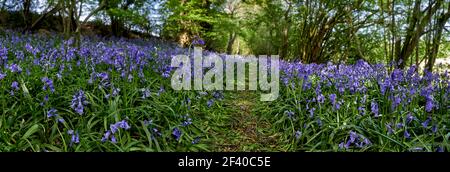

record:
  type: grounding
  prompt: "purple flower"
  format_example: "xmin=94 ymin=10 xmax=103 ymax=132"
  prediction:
xmin=386 ymin=123 xmax=394 ymax=135
xmin=406 ymin=113 xmax=415 ymax=124
xmin=425 ymin=98 xmax=434 ymax=112
xmin=432 ymin=124 xmax=438 ymax=133
xmin=47 ymin=108 xmax=58 ymax=118
xmin=436 ymin=147 xmax=444 ymax=152
xmin=404 ymin=130 xmax=411 ymax=139
xmin=8 ymin=64 xmax=22 ymax=73
xmin=111 ymin=135 xmax=117 ymax=143
xmin=192 ymin=36 xmax=205 ymax=46
xmin=285 ymin=110 xmax=295 ymax=119
xmin=192 ymin=137 xmax=201 ymax=144
xmin=141 ymin=88 xmax=151 ymax=99
xmin=349 ymin=131 xmax=359 ymax=142
xmin=207 ymin=99 xmax=214 ymax=107
xmin=172 ymin=128 xmax=182 ymax=141
xmin=11 ymin=81 xmax=19 ymax=91
xmin=70 ymin=90 xmax=88 ymax=115
xmin=143 ymin=119 xmax=153 ymax=126
xmin=112 ymin=87 xmax=120 ymax=97
xmin=0 ymin=73 xmax=6 ymax=80
xmin=317 ymin=94 xmax=325 ymax=104
xmin=421 ymin=117 xmax=431 ymax=128
xmin=309 ymin=108 xmax=316 ymax=118
xmin=110 ymin=124 xmax=119 ymax=134
xmin=371 ymin=101 xmax=379 ymax=117
xmin=339 ymin=142 xmax=345 ymax=149
xmin=295 ymin=130 xmax=302 ymax=139
xmin=317 ymin=119 xmax=322 ymax=127
xmin=329 ymin=94 xmax=336 ymax=104
xmin=41 ymin=77 xmax=55 ymax=93
xmin=182 ymin=118 xmax=192 ymax=127
xmin=358 ymin=106 xmax=365 ymax=115
xmin=363 ymin=138 xmax=371 ymax=146
xmin=153 ymin=128 xmax=162 ymax=136
xmin=101 ymin=130 xmax=111 ymax=142
xmin=117 ymin=120 xmax=131 ymax=130
xmin=67 ymin=130 xmax=79 ymax=146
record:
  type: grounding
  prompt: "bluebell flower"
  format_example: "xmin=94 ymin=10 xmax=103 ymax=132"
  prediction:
xmin=192 ymin=137 xmax=201 ymax=144
xmin=172 ymin=128 xmax=182 ymax=141
xmin=192 ymin=36 xmax=205 ymax=46
xmin=358 ymin=106 xmax=365 ymax=115
xmin=47 ymin=108 xmax=58 ymax=118
xmin=339 ymin=142 xmax=345 ymax=149
xmin=112 ymin=87 xmax=120 ymax=97
xmin=11 ymin=81 xmax=19 ymax=91
xmin=70 ymin=90 xmax=88 ymax=115
xmin=371 ymin=101 xmax=379 ymax=117
xmin=207 ymin=99 xmax=214 ymax=107
xmin=8 ymin=64 xmax=22 ymax=73
xmin=386 ymin=123 xmax=394 ymax=135
xmin=295 ymin=130 xmax=302 ymax=139
xmin=101 ymin=130 xmax=111 ymax=142
xmin=396 ymin=123 xmax=404 ymax=129
xmin=349 ymin=131 xmax=359 ymax=142
xmin=111 ymin=135 xmax=117 ymax=143
xmin=421 ymin=117 xmax=431 ymax=128
xmin=317 ymin=119 xmax=322 ymax=127
xmin=67 ymin=130 xmax=79 ymax=146
xmin=404 ymin=130 xmax=411 ymax=139
xmin=329 ymin=94 xmax=336 ymax=104
xmin=141 ymin=88 xmax=151 ymax=99
xmin=67 ymin=130 xmax=74 ymax=135
xmin=363 ymin=138 xmax=371 ymax=146
xmin=41 ymin=77 xmax=55 ymax=93
xmin=153 ymin=128 xmax=162 ymax=136
xmin=116 ymin=120 xmax=130 ymax=130
xmin=317 ymin=94 xmax=325 ymax=104
xmin=309 ymin=108 xmax=316 ymax=118
xmin=110 ymin=124 xmax=119 ymax=134
xmin=182 ymin=118 xmax=192 ymax=127
xmin=406 ymin=113 xmax=415 ymax=124
xmin=432 ymin=124 xmax=438 ymax=133
xmin=143 ymin=119 xmax=153 ymax=126
xmin=425 ymin=98 xmax=434 ymax=112
xmin=436 ymin=147 xmax=444 ymax=152
xmin=285 ymin=110 xmax=295 ymax=119
xmin=0 ymin=73 xmax=6 ymax=80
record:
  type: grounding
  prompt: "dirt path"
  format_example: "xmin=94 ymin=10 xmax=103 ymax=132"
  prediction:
xmin=212 ymin=91 xmax=279 ymax=152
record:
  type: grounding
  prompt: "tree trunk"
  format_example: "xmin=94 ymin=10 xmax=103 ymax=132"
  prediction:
xmin=226 ymin=31 xmax=236 ymax=54
xmin=397 ymin=0 xmax=442 ymax=69
xmin=425 ymin=3 xmax=450 ymax=72
xmin=22 ymin=0 xmax=32 ymax=32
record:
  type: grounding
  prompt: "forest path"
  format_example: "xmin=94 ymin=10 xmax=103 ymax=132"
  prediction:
xmin=211 ymin=91 xmax=280 ymax=151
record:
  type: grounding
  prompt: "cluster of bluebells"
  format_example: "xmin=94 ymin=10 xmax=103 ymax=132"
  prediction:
xmin=41 ymin=77 xmax=55 ymax=93
xmin=101 ymin=120 xmax=131 ymax=143
xmin=172 ymin=127 xmax=182 ymax=141
xmin=47 ymin=108 xmax=65 ymax=123
xmin=339 ymin=131 xmax=371 ymax=149
xmin=70 ymin=90 xmax=88 ymax=115
xmin=191 ymin=35 xmax=205 ymax=46
xmin=67 ymin=130 xmax=80 ymax=146
xmin=0 ymin=29 xmax=446 ymax=151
